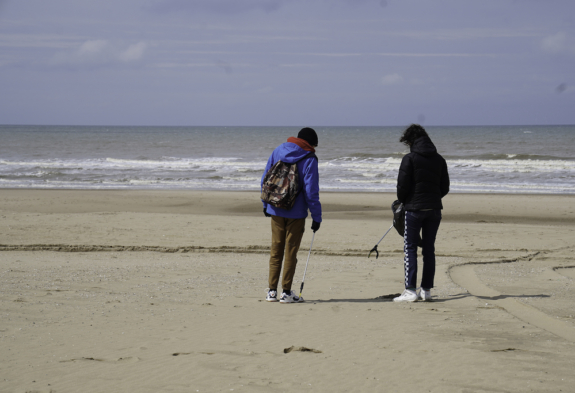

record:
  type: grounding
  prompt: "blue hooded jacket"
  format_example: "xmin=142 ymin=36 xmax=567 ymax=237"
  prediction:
xmin=261 ymin=142 xmax=322 ymax=222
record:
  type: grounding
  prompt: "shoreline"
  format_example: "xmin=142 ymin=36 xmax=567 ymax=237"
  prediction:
xmin=1 ymin=188 xmax=573 ymax=223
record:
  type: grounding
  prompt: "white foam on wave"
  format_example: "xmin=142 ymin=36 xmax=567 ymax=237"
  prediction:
xmin=1 ymin=157 xmax=259 ymax=169
xmin=31 ymin=178 xmax=263 ymax=190
xmin=0 ymin=159 xmax=87 ymax=168
xmin=106 ymin=157 xmax=261 ymax=169
xmin=449 ymin=180 xmax=575 ymax=193
xmin=2 ymin=154 xmax=575 ymax=193
xmin=449 ymin=158 xmax=575 ymax=173
xmin=336 ymin=178 xmax=396 ymax=184
xmin=6 ymin=156 xmax=570 ymax=175
xmin=221 ymin=176 xmax=260 ymax=182
xmin=323 ymin=157 xmax=402 ymax=168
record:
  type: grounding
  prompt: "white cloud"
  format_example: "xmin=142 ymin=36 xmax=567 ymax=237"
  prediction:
xmin=381 ymin=73 xmax=403 ymax=85
xmin=77 ymin=39 xmax=108 ymax=56
xmin=119 ymin=42 xmax=148 ymax=62
xmin=541 ymin=32 xmax=575 ymax=55
xmin=49 ymin=40 xmax=148 ymax=68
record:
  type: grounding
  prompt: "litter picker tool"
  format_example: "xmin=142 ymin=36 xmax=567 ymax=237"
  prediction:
xmin=298 ymin=232 xmax=315 ymax=299
xmin=367 ymin=224 xmax=394 ymax=259
xmin=368 ymin=200 xmax=405 ymax=259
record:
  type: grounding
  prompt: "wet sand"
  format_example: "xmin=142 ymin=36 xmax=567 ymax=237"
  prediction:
xmin=1 ymin=189 xmax=575 ymax=392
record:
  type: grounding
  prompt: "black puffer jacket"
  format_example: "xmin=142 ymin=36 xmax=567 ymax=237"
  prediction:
xmin=397 ymin=135 xmax=450 ymax=211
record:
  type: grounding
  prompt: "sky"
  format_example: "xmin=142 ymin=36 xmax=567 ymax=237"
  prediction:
xmin=0 ymin=0 xmax=574 ymax=126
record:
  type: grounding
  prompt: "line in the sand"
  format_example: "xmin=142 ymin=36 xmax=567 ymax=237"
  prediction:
xmin=449 ymin=259 xmax=575 ymax=343
xmin=0 ymin=243 xmax=401 ymax=257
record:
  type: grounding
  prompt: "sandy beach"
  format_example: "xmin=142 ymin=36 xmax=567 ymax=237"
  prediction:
xmin=1 ymin=189 xmax=575 ymax=392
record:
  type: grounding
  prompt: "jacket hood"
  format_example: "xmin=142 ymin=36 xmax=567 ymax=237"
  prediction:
xmin=276 ymin=142 xmax=312 ymax=164
xmin=410 ymin=135 xmax=438 ymax=157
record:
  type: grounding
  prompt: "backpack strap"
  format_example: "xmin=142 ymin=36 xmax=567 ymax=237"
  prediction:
xmin=303 ymin=152 xmax=317 ymax=162
xmin=293 ymin=152 xmax=317 ymax=199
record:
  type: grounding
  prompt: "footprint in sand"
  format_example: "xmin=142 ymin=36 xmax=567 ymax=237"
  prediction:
xmin=116 ymin=357 xmax=139 ymax=363
xmin=284 ymin=346 xmax=322 ymax=354
xmin=60 ymin=356 xmax=139 ymax=363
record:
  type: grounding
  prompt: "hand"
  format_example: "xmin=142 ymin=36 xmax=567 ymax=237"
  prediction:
xmin=311 ymin=221 xmax=321 ymax=232
xmin=263 ymin=208 xmax=271 ymax=217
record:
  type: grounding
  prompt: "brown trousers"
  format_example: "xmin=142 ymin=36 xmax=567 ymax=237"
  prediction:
xmin=269 ymin=216 xmax=306 ymax=291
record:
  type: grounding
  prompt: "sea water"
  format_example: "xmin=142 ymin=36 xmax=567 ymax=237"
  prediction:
xmin=1 ymin=125 xmax=574 ymax=194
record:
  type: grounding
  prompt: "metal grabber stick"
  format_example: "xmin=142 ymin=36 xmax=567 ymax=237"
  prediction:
xmin=368 ymin=224 xmax=394 ymax=259
xmin=298 ymin=232 xmax=315 ymax=299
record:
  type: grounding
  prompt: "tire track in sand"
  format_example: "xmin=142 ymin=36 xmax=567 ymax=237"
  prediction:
xmin=449 ymin=261 xmax=575 ymax=342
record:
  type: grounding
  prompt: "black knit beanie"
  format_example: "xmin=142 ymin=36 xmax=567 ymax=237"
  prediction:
xmin=297 ymin=127 xmax=318 ymax=146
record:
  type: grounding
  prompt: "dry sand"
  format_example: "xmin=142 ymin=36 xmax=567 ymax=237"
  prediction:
xmin=1 ymin=189 xmax=575 ymax=392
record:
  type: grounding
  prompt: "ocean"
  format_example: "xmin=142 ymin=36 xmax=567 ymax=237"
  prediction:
xmin=1 ymin=125 xmax=574 ymax=194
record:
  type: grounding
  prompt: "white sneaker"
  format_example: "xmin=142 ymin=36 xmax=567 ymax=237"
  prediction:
xmin=266 ymin=289 xmax=278 ymax=302
xmin=393 ymin=289 xmax=418 ymax=302
xmin=419 ymin=288 xmax=431 ymax=301
xmin=279 ymin=290 xmax=304 ymax=303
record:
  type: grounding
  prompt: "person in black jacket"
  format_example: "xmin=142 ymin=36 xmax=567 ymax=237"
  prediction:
xmin=393 ymin=124 xmax=449 ymax=302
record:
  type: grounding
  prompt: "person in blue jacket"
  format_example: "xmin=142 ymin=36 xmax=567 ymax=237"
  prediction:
xmin=261 ymin=127 xmax=322 ymax=303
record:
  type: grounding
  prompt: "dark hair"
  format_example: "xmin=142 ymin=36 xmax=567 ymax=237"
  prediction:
xmin=399 ymin=124 xmax=428 ymax=147
xmin=298 ymin=127 xmax=318 ymax=147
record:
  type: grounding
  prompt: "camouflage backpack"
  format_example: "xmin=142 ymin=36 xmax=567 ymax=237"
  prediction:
xmin=261 ymin=153 xmax=316 ymax=210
